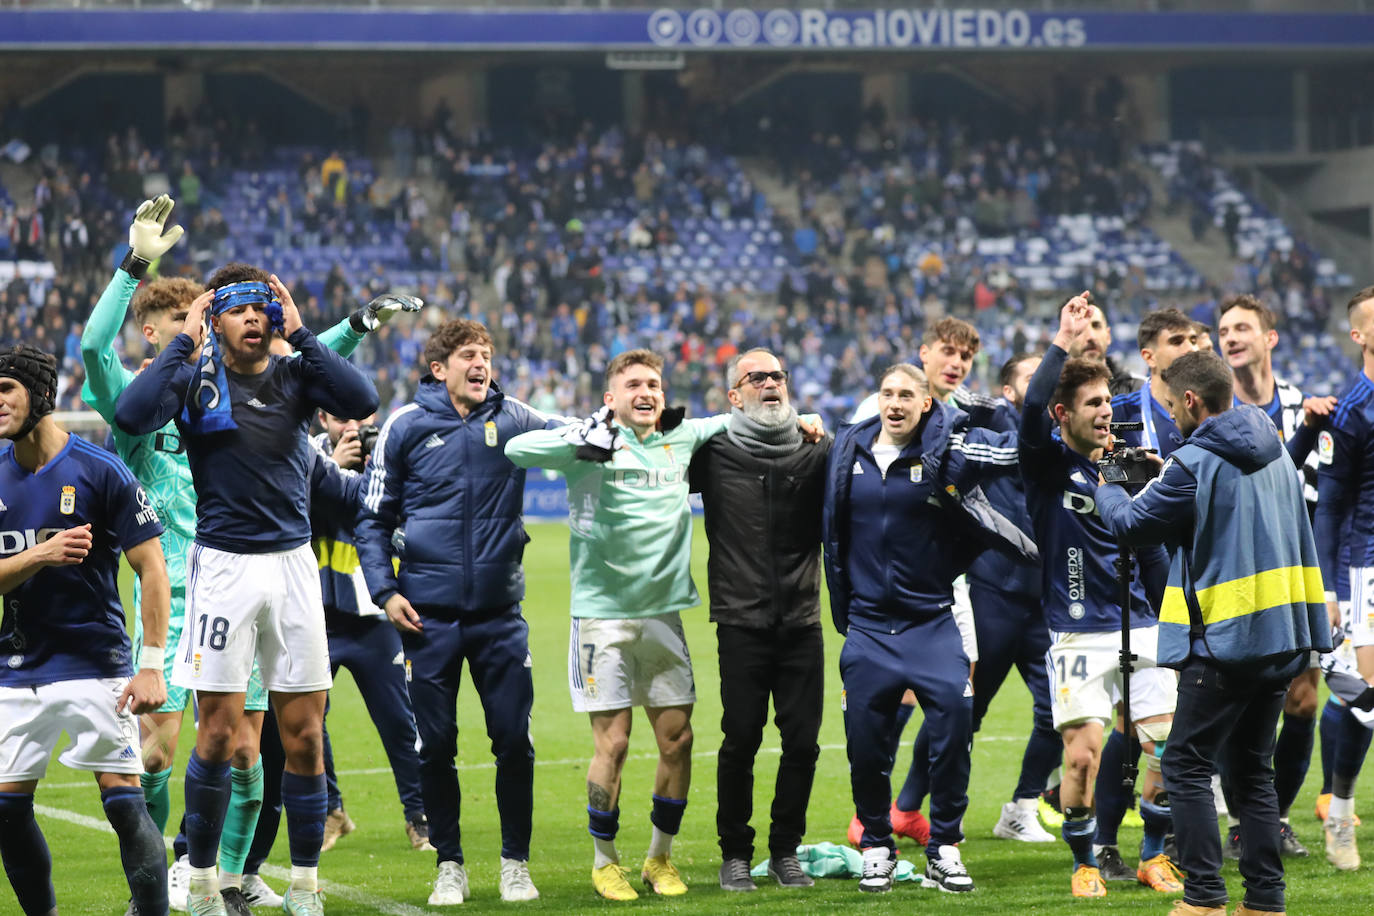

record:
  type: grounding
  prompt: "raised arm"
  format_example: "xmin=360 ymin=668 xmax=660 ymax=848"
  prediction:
xmin=113 ymin=332 xmax=196 ymax=435
xmin=505 ymin=426 xmax=584 ymax=471
xmin=79 ymin=268 xmax=140 ymax=419
xmin=288 ymin=326 xmax=380 ymax=419
xmin=83 ymin=195 xmax=187 ymax=417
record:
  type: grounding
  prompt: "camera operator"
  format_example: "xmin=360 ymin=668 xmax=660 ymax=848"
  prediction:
xmin=308 ymin=410 xmax=430 ymax=852
xmin=1019 ymin=294 xmax=1180 ymax=900
xmin=1096 ymin=349 xmax=1331 ymax=916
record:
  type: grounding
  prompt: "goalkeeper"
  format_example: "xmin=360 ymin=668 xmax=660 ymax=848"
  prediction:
xmin=79 ymin=195 xmax=418 ymax=914
xmin=505 ymin=348 xmax=821 ymax=903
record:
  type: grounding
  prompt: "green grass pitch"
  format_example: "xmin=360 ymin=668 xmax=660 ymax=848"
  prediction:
xmin=22 ymin=520 xmax=1374 ymax=914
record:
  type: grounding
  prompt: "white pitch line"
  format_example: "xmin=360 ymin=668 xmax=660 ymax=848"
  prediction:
xmin=33 ymin=803 xmax=428 ymax=916
xmin=41 ymin=736 xmax=1023 ymax=790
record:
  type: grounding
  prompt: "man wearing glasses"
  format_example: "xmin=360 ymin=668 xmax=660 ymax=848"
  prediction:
xmin=689 ymin=349 xmax=832 ymax=892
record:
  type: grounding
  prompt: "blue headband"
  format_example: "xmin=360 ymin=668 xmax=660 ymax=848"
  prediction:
xmin=212 ymin=281 xmax=277 ymax=315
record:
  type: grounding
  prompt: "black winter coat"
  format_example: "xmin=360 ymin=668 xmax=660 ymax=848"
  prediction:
xmin=689 ymin=432 xmax=832 ymax=629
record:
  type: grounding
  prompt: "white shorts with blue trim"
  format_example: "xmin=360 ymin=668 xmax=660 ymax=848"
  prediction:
xmin=173 ymin=543 xmax=332 ymax=695
xmin=568 ymin=613 xmax=695 ymax=713
xmin=0 ymin=678 xmax=142 ymax=781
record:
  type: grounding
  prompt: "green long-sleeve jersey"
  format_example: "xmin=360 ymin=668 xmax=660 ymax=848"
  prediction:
xmin=80 ymin=267 xmax=364 ymax=591
xmin=505 ymin=414 xmax=730 ymax=619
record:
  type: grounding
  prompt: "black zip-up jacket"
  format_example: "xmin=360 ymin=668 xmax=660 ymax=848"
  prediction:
xmin=689 ymin=432 xmax=833 ymax=629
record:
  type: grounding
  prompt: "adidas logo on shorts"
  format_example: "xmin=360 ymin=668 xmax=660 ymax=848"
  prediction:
xmin=119 ymin=745 xmax=138 ymax=760
xmin=246 ymin=398 xmax=267 ymax=409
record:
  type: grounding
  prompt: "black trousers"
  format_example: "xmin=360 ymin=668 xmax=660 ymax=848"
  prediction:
xmin=715 ymin=623 xmax=824 ymax=862
xmin=1163 ymin=658 xmax=1287 ymax=912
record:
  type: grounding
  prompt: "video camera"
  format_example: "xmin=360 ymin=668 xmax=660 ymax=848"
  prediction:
xmin=1096 ymin=421 xmax=1160 ymax=488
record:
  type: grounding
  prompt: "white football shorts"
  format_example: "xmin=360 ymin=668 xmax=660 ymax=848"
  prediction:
xmin=0 ymin=678 xmax=142 ymax=781
xmin=1047 ymin=626 xmax=1177 ymax=730
xmin=173 ymin=543 xmax=331 ymax=695
xmin=568 ymin=613 xmax=696 ymax=713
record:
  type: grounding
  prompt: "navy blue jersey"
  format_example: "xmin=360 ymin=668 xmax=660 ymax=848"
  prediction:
xmin=0 ymin=435 xmax=164 ymax=686
xmin=1315 ymin=370 xmax=1374 ymax=589
xmin=1110 ymin=383 xmax=1185 ymax=459
xmin=1019 ymin=345 xmax=1164 ymax=633
xmin=114 ymin=328 xmax=378 ymax=554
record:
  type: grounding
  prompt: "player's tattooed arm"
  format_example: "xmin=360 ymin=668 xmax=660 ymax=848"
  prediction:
xmin=588 ymin=781 xmax=614 ymax=811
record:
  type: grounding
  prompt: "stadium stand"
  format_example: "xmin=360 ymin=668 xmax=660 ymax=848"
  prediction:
xmin=0 ymin=105 xmax=1356 ymax=428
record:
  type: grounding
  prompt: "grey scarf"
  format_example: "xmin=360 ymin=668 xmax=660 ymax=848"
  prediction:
xmin=727 ymin=405 xmax=803 ymax=457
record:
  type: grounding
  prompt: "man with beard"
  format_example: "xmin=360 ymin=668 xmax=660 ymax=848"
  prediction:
xmin=689 ymin=348 xmax=830 ymax=892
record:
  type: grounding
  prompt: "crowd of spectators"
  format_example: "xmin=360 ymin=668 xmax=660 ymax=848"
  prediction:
xmin=0 ymin=99 xmax=1355 ymax=432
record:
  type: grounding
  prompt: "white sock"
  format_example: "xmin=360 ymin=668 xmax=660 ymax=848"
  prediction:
xmin=290 ymin=866 xmax=318 ymax=892
xmin=189 ymin=866 xmax=218 ymax=890
xmin=219 ymin=871 xmax=242 ymax=890
xmin=1227 ymin=815 xmax=1240 ymax=829
xmin=1092 ymin=844 xmax=1107 ymax=856
xmin=647 ymin=825 xmax=674 ymax=858
xmin=593 ymin=837 xmax=618 ymax=869
xmin=1280 ymin=815 xmax=1291 ymax=825
xmin=1015 ymin=797 xmax=1038 ymax=813
xmin=1330 ymin=795 xmax=1356 ymax=819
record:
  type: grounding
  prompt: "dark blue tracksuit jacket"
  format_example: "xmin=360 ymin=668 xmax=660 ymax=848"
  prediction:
xmin=354 ymin=378 xmax=561 ymax=865
xmin=821 ymin=403 xmax=1036 ymax=854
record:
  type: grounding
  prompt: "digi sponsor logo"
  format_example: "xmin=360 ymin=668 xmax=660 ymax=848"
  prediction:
xmin=0 ymin=527 xmax=63 ymax=556
xmin=611 ymin=466 xmax=686 ymax=489
xmin=1062 ymin=491 xmax=1096 ymax=515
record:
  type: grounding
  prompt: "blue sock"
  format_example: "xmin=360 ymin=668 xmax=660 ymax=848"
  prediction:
xmin=0 ymin=792 xmax=55 ymax=915
xmin=1062 ymin=807 xmax=1098 ymax=869
xmin=1139 ymin=798 xmax=1171 ymax=861
xmin=173 ymin=814 xmax=189 ymax=862
xmin=896 ymin=723 xmax=931 ymax=812
xmin=1273 ymin=712 xmax=1315 ymax=816
xmin=1093 ymin=730 xmax=1137 ymax=847
xmin=1333 ymin=704 xmax=1374 ymax=798
xmin=587 ymin=806 xmax=619 ymax=840
xmin=103 ymin=786 xmax=168 ymax=914
xmin=280 ymin=772 xmax=328 ymax=868
xmin=649 ymin=795 xmax=687 ymax=836
xmin=184 ymin=751 xmax=233 ymax=870
xmin=1319 ymin=699 xmax=1344 ymax=795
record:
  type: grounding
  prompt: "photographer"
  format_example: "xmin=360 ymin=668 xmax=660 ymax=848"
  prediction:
xmin=1019 ymin=294 xmax=1180 ymax=900
xmin=309 ymin=410 xmax=429 ymax=852
xmin=1096 ymin=350 xmax=1331 ymax=916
